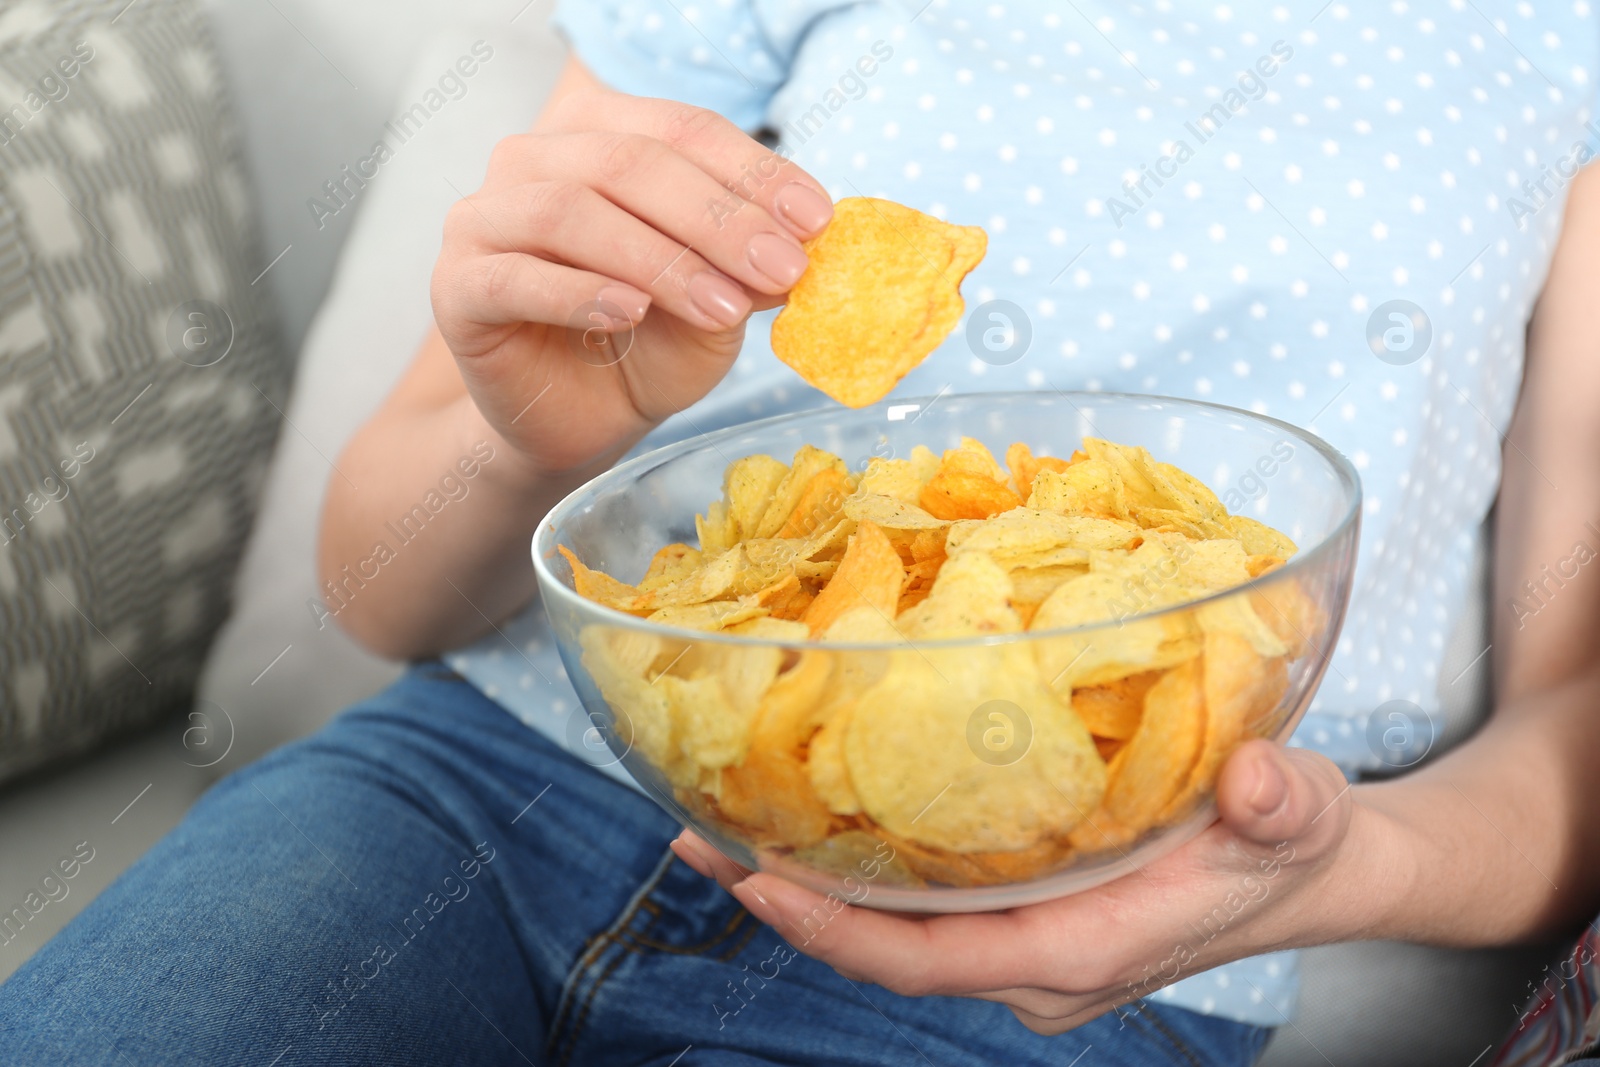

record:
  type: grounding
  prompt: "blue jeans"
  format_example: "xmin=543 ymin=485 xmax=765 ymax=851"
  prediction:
xmin=0 ymin=663 xmax=1272 ymax=1065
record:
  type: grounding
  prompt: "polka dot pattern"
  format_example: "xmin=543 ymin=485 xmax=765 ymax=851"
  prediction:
xmin=445 ymin=0 xmax=1600 ymax=1030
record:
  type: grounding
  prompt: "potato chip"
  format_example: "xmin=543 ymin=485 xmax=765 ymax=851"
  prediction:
xmin=558 ymin=546 xmax=647 ymax=612
xmin=946 ymin=509 xmax=1140 ymax=561
xmin=918 ymin=441 xmax=1024 ymax=520
xmin=908 ymin=528 xmax=947 ymax=562
xmin=1030 ymin=570 xmax=1200 ymax=691
xmin=752 ymin=446 xmax=850 ymax=540
xmin=1082 ymin=438 xmax=1235 ymax=537
xmin=871 ymin=829 xmax=1075 ymax=888
xmin=1027 ymin=459 xmax=1130 ymax=520
xmin=965 ymin=837 xmax=1077 ymax=884
xmin=944 ymin=437 xmax=1008 ymax=482
xmin=857 ymin=457 xmax=929 ymax=504
xmin=780 ymin=831 xmax=926 ymax=888
xmin=1249 ymin=577 xmax=1323 ymax=659
xmin=689 ymin=635 xmax=789 ymax=716
xmin=908 ymin=444 xmax=941 ymax=482
xmin=776 ymin=467 xmax=855 ymax=539
xmin=806 ymin=702 xmax=861 ymax=815
xmin=1150 ymin=461 xmax=1231 ymax=528
xmin=1005 ymin=442 xmax=1042 ymax=501
xmin=731 ymin=542 xmax=799 ymax=591
xmin=1009 ymin=565 xmax=1088 ymax=625
xmin=897 ymin=583 xmax=933 ymax=615
xmin=819 ymin=604 xmax=905 ymax=644
xmin=1175 ymin=538 xmax=1253 ymax=591
xmin=919 ymin=470 xmax=1024 ymax=520
xmin=844 ymin=644 xmax=1106 ymax=852
xmin=752 ymin=574 xmax=814 ymax=621
xmin=1247 ymin=555 xmax=1283 ymax=579
xmin=1103 ymin=659 xmax=1207 ymax=830
xmin=801 ymin=520 xmax=905 ymax=637
xmin=654 ymin=672 xmax=754 ymax=772
xmin=578 ymin=628 xmax=689 ymax=785
xmin=639 ymin=543 xmax=704 ymax=591
xmin=647 ymin=601 xmax=770 ymax=631
xmin=843 ymin=492 xmax=950 ymax=531
xmin=717 ymin=747 xmax=836 ymax=848
xmin=695 ymin=500 xmax=737 ymax=555
xmin=627 ymin=548 xmax=743 ymax=611
xmin=1195 ymin=592 xmax=1290 ymax=659
xmin=772 ymin=198 xmax=987 ymax=408
xmin=999 ymin=546 xmax=1093 ymax=571
xmin=724 ymin=454 xmax=790 ymax=542
xmin=896 ymin=550 xmax=1021 ymax=639
xmin=1072 ymin=669 xmax=1163 ymax=740
xmin=749 ymin=649 xmax=834 ymax=753
xmin=1159 ymin=630 xmax=1290 ymax=821
xmin=1230 ymin=514 xmax=1298 ymax=560
xmin=1134 ymin=509 xmax=1220 ymax=540
xmin=1006 ymin=444 xmax=1078 ymax=508
xmin=1065 ymin=805 xmax=1139 ymax=853
xmin=866 ymin=829 xmax=1004 ymax=887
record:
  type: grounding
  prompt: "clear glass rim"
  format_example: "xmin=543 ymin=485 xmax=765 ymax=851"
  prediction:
xmin=532 ymin=390 xmax=1363 ymax=652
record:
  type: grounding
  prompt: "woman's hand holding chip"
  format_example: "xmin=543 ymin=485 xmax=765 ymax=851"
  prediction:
xmin=430 ymin=80 xmax=832 ymax=480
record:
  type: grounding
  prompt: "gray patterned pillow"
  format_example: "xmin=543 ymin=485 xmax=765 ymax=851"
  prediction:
xmin=0 ymin=0 xmax=288 ymax=782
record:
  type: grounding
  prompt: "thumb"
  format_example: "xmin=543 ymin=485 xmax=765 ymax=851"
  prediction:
xmin=1214 ymin=740 xmax=1352 ymax=855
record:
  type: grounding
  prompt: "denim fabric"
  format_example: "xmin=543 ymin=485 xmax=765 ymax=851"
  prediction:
xmin=0 ymin=663 xmax=1271 ymax=1066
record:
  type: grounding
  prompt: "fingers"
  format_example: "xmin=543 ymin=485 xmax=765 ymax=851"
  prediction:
xmin=521 ymin=132 xmax=815 ymax=296
xmin=454 ymin=95 xmax=837 ymax=341
xmin=1003 ymin=998 xmax=1113 ymax=1037
xmin=542 ymin=93 xmax=835 ymax=241
xmin=1215 ymin=740 xmax=1353 ymax=856
xmin=723 ymin=872 xmax=1067 ymax=999
xmin=432 ymin=249 xmax=652 ymax=339
xmin=670 ymin=831 xmax=751 ymax=890
xmin=440 ymin=183 xmax=751 ymax=332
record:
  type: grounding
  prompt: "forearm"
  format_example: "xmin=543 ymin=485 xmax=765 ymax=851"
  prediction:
xmin=318 ymin=395 xmax=600 ymax=659
xmin=1330 ymin=669 xmax=1600 ymax=947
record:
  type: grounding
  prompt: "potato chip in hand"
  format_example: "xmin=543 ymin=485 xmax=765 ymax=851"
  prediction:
xmin=772 ymin=197 xmax=987 ymax=408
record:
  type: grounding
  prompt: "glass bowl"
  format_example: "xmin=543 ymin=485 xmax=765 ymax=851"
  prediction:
xmin=533 ymin=391 xmax=1359 ymax=912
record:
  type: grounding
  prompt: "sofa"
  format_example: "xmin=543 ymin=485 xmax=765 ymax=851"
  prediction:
xmin=0 ymin=1 xmax=1563 ymax=1063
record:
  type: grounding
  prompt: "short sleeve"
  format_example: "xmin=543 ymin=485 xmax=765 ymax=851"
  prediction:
xmin=551 ymin=1 xmax=789 ymax=131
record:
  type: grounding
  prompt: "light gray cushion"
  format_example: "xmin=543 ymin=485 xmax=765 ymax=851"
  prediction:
xmin=0 ymin=0 xmax=287 ymax=783
xmin=196 ymin=22 xmax=567 ymax=766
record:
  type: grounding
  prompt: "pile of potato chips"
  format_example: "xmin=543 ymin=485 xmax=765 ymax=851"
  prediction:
xmin=564 ymin=436 xmax=1322 ymax=887
xmin=772 ymin=197 xmax=987 ymax=409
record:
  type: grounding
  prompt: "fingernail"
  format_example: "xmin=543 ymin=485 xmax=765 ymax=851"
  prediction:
xmin=774 ymin=183 xmax=833 ymax=237
xmin=687 ymin=271 xmax=750 ymax=329
xmin=673 ymin=835 xmax=714 ymax=878
xmin=1249 ymin=757 xmax=1288 ymax=817
xmin=747 ymin=232 xmax=809 ymax=288
xmin=731 ymin=879 xmax=778 ymax=925
xmin=595 ymin=284 xmax=650 ymax=326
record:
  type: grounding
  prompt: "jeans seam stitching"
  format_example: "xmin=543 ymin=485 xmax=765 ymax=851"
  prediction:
xmin=1131 ymin=1005 xmax=1208 ymax=1067
xmin=546 ymin=847 xmax=676 ymax=1062
xmin=714 ymin=914 xmax=761 ymax=963
xmin=621 ymin=906 xmax=754 ymax=958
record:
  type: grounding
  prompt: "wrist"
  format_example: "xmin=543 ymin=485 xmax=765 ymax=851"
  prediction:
xmin=1307 ymin=786 xmax=1420 ymax=944
xmin=447 ymin=396 xmax=637 ymax=516
xmin=446 ymin=396 xmax=552 ymax=499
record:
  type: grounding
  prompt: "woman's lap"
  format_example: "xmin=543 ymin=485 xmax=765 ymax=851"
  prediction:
xmin=0 ymin=663 xmax=1271 ymax=1066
